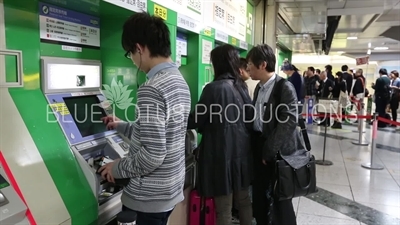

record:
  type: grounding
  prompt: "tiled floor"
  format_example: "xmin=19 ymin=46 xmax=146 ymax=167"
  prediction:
xmin=107 ymin=122 xmax=400 ymax=225
xmin=295 ymin=122 xmax=400 ymax=225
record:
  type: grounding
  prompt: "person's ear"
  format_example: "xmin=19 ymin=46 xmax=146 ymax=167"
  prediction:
xmin=136 ymin=44 xmax=143 ymax=54
xmin=259 ymin=61 xmax=267 ymax=70
xmin=239 ymin=68 xmax=244 ymax=76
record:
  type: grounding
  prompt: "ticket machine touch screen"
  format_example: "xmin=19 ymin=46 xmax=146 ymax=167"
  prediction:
xmin=0 ymin=174 xmax=10 ymax=189
xmin=63 ymin=95 xmax=108 ymax=138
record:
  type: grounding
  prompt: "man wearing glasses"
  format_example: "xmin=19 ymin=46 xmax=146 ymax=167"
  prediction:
xmin=99 ymin=12 xmax=191 ymax=225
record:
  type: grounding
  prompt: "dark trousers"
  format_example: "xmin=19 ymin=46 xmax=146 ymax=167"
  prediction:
xmin=375 ymin=96 xmax=388 ymax=127
xmin=252 ymin=135 xmax=297 ymax=225
xmin=122 ymin=205 xmax=173 ymax=225
xmin=390 ymin=95 xmax=399 ymax=123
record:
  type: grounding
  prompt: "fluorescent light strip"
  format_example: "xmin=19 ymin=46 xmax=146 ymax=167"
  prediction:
xmin=374 ymin=47 xmax=389 ymax=50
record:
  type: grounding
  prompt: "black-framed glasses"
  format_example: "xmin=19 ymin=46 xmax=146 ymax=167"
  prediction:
xmin=124 ymin=51 xmax=131 ymax=59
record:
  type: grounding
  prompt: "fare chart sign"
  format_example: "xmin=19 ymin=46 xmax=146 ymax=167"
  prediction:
xmin=39 ymin=2 xmax=100 ymax=48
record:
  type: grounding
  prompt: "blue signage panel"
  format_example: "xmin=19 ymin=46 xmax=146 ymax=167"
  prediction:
xmin=39 ymin=2 xmax=100 ymax=47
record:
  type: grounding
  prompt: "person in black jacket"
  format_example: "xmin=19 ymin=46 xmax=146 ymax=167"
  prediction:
xmin=332 ymin=72 xmax=347 ymax=129
xmin=351 ymin=69 xmax=366 ymax=113
xmin=316 ymin=71 xmax=334 ymax=126
xmin=187 ymin=44 xmax=253 ymax=225
xmin=372 ymin=68 xmax=391 ymax=127
xmin=341 ymin=65 xmax=353 ymax=95
xmin=325 ymin=65 xmax=335 ymax=81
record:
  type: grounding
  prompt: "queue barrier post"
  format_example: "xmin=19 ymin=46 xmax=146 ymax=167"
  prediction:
xmin=361 ymin=113 xmax=384 ymax=170
xmin=352 ymin=101 xmax=369 ymax=146
xmin=315 ymin=98 xmax=333 ymax=166
xmin=352 ymin=99 xmax=366 ymax=133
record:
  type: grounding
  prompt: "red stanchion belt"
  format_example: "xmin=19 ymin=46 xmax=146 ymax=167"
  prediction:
xmin=377 ymin=116 xmax=400 ymax=127
xmin=300 ymin=113 xmax=400 ymax=126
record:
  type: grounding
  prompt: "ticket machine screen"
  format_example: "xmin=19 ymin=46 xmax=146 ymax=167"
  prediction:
xmin=63 ymin=95 xmax=108 ymax=137
xmin=0 ymin=175 xmax=9 ymax=189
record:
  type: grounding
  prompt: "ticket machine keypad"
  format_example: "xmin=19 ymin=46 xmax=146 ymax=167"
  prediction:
xmin=119 ymin=142 xmax=129 ymax=152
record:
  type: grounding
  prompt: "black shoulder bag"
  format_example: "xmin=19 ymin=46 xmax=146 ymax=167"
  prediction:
xmin=271 ymin=78 xmax=317 ymax=201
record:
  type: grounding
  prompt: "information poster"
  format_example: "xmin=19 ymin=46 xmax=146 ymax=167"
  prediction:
xmin=203 ymin=0 xmax=247 ymax=41
xmin=39 ymin=2 xmax=100 ymax=47
xmin=201 ymin=39 xmax=212 ymax=64
xmin=103 ymin=0 xmax=147 ymax=13
xmin=176 ymin=33 xmax=188 ymax=56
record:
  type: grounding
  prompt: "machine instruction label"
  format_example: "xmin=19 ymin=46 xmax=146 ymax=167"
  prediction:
xmin=50 ymin=103 xmax=70 ymax=115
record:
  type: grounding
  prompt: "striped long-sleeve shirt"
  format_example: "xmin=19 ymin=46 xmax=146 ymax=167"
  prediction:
xmin=111 ymin=62 xmax=191 ymax=213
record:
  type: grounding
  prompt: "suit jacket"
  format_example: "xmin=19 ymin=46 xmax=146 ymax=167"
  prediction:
xmin=318 ymin=79 xmax=334 ymax=98
xmin=343 ymin=72 xmax=353 ymax=94
xmin=253 ymin=76 xmax=310 ymax=169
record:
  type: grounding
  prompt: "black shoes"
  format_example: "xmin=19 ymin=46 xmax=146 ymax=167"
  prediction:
xmin=331 ymin=121 xmax=342 ymax=129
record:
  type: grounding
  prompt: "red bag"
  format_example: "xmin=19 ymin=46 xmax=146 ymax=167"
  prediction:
xmin=189 ymin=190 xmax=216 ymax=225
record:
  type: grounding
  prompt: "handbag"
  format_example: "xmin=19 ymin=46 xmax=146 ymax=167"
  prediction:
xmin=274 ymin=155 xmax=317 ymax=201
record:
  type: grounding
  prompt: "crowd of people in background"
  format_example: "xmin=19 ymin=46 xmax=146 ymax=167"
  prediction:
xmin=275 ymin=63 xmax=400 ymax=128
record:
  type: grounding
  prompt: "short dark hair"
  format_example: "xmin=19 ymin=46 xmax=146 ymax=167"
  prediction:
xmin=391 ymin=70 xmax=399 ymax=77
xmin=121 ymin=12 xmax=171 ymax=57
xmin=341 ymin=65 xmax=348 ymax=71
xmin=239 ymin=58 xmax=247 ymax=70
xmin=325 ymin=65 xmax=332 ymax=71
xmin=379 ymin=68 xmax=388 ymax=75
xmin=308 ymin=67 xmax=315 ymax=73
xmin=246 ymin=44 xmax=276 ymax=72
xmin=316 ymin=69 xmax=321 ymax=74
xmin=211 ymin=44 xmax=245 ymax=88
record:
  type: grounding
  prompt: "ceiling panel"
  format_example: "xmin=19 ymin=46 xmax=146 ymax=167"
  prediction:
xmin=327 ymin=1 xmax=346 ymax=9
xmin=278 ymin=1 xmax=327 ymax=34
xmin=376 ymin=9 xmax=400 ymax=22
xmin=336 ymin=14 xmax=376 ymax=31
xmin=278 ymin=34 xmax=316 ymax=53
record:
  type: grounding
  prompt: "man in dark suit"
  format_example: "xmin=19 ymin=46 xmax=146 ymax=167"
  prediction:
xmin=316 ymin=71 xmax=334 ymax=126
xmin=341 ymin=65 xmax=353 ymax=95
xmin=246 ymin=44 xmax=309 ymax=225
xmin=324 ymin=65 xmax=335 ymax=81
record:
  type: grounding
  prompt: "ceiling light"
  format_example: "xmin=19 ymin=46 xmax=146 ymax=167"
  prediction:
xmin=374 ymin=47 xmax=389 ymax=50
xmin=347 ymin=37 xmax=358 ymax=40
xmin=337 ymin=51 xmax=345 ymax=54
xmin=367 ymin=49 xmax=371 ymax=55
xmin=368 ymin=42 xmax=371 ymax=48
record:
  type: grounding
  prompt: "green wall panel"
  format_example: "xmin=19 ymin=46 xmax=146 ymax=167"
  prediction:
xmin=4 ymin=0 xmax=98 ymax=224
xmin=246 ymin=2 xmax=254 ymax=45
xmin=40 ymin=43 xmax=101 ymax=60
xmin=277 ymin=49 xmax=293 ymax=67
xmin=100 ymin=1 xmax=138 ymax=122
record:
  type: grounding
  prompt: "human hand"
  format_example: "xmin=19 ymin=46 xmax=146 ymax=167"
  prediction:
xmin=262 ymin=159 xmax=267 ymax=165
xmin=101 ymin=115 xmax=121 ymax=130
xmin=329 ymin=87 xmax=333 ymax=91
xmin=98 ymin=159 xmax=120 ymax=183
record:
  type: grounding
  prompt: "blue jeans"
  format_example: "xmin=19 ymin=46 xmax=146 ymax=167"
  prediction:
xmin=122 ymin=205 xmax=174 ymax=225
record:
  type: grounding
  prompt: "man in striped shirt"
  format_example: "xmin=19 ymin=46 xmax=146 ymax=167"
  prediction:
xmin=99 ymin=12 xmax=191 ymax=225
